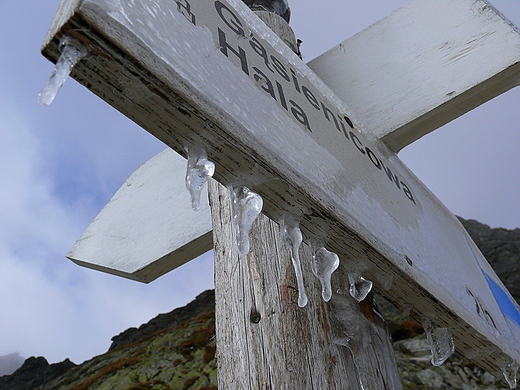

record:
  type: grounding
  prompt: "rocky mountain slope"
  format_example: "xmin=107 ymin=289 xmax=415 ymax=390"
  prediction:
xmin=459 ymin=218 xmax=520 ymax=304
xmin=0 ymin=218 xmax=518 ymax=390
xmin=0 ymin=290 xmax=217 ymax=390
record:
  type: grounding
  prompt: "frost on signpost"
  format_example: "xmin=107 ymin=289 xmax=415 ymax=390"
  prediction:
xmin=311 ymin=247 xmax=339 ymax=302
xmin=39 ymin=35 xmax=88 ymax=106
xmin=280 ymin=216 xmax=308 ymax=307
xmin=502 ymin=360 xmax=519 ymax=389
xmin=230 ymin=186 xmax=263 ymax=257
xmin=185 ymin=145 xmax=215 ymax=212
xmin=422 ymin=317 xmax=455 ymax=367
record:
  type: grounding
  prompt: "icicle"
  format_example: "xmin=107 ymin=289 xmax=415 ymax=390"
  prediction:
xmin=330 ymin=293 xmax=362 ymax=347
xmin=348 ymin=271 xmax=373 ymax=302
xmin=401 ymin=304 xmax=415 ymax=319
xmin=422 ymin=318 xmax=455 ymax=366
xmin=330 ymin=293 xmax=404 ymax=390
xmin=230 ymin=186 xmax=263 ymax=257
xmin=185 ymin=145 xmax=215 ymax=211
xmin=376 ymin=272 xmax=393 ymax=291
xmin=311 ymin=247 xmax=339 ymax=302
xmin=502 ymin=360 xmax=519 ymax=389
xmin=39 ymin=35 xmax=88 ymax=106
xmin=280 ymin=217 xmax=307 ymax=307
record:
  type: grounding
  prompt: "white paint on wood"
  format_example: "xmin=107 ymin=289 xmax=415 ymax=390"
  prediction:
xmin=43 ymin=0 xmax=82 ymax=48
xmin=67 ymin=149 xmax=213 ymax=283
xmin=43 ymin=0 xmax=520 ymax=372
xmin=209 ymin=18 xmax=402 ymax=389
xmin=308 ymin=0 xmax=520 ymax=152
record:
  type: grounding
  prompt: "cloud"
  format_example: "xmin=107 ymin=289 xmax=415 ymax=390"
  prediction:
xmin=0 ymin=0 xmax=214 ymax=362
xmin=0 ymin=98 xmax=214 ymax=364
xmin=0 ymin=102 xmax=82 ymax=253
xmin=0 ymin=352 xmax=25 ymax=376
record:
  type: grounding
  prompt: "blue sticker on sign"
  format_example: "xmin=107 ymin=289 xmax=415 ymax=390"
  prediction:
xmin=483 ymin=272 xmax=520 ymax=327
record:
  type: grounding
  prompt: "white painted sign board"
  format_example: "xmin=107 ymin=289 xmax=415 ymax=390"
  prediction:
xmin=42 ymin=0 xmax=520 ymax=374
xmin=308 ymin=0 xmax=520 ymax=152
xmin=67 ymin=149 xmax=212 ymax=283
xmin=67 ymin=0 xmax=520 ymax=288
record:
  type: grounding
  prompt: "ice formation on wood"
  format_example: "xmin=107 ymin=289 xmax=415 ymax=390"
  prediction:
xmin=348 ymin=271 xmax=373 ymax=302
xmin=330 ymin=293 xmax=404 ymax=390
xmin=39 ymin=35 xmax=88 ymax=106
xmin=185 ymin=145 xmax=215 ymax=211
xmin=502 ymin=360 xmax=519 ymax=389
xmin=422 ymin=318 xmax=455 ymax=366
xmin=230 ymin=186 xmax=263 ymax=257
xmin=280 ymin=216 xmax=307 ymax=307
xmin=311 ymin=247 xmax=339 ymax=302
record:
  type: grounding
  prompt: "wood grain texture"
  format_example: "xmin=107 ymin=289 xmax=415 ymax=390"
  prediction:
xmin=209 ymin=179 xmax=402 ymax=389
xmin=253 ymin=10 xmax=299 ymax=55
xmin=210 ymin=12 xmax=401 ymax=389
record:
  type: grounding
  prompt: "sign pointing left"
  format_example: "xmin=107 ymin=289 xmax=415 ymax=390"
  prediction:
xmin=67 ymin=149 xmax=213 ymax=283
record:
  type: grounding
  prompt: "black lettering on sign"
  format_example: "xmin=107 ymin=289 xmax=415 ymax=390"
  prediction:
xmin=349 ymin=131 xmax=366 ymax=155
xmin=175 ymin=0 xmax=196 ymax=25
xmin=275 ymin=81 xmax=288 ymax=110
xmin=217 ymin=28 xmax=249 ymax=75
xmin=466 ymin=287 xmax=499 ymax=332
xmin=249 ymin=38 xmax=274 ymax=73
xmin=271 ymin=56 xmax=290 ymax=82
xmin=290 ymin=68 xmax=301 ymax=93
xmin=302 ymin=86 xmax=320 ymax=111
xmin=366 ymin=147 xmax=382 ymax=170
xmin=401 ymin=182 xmax=416 ymax=204
xmin=252 ymin=67 xmax=275 ymax=99
xmin=321 ymin=102 xmax=349 ymax=138
xmin=380 ymin=160 xmax=401 ymax=190
xmin=215 ymin=1 xmax=245 ymax=36
xmin=289 ymin=100 xmax=311 ymax=132
xmin=210 ymin=0 xmax=418 ymax=205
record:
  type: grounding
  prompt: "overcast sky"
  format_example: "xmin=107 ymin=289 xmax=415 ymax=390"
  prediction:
xmin=0 ymin=0 xmax=518 ymax=368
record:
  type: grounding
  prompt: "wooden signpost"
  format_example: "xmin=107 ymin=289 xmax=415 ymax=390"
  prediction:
xmin=41 ymin=0 xmax=520 ymax=386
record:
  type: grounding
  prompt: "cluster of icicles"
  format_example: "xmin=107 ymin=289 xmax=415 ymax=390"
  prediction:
xmin=41 ymin=34 xmax=519 ymax=388
xmin=183 ymin=146 xmax=515 ymax=383
xmin=184 ymin=145 xmax=369 ymax=310
xmin=184 ymin=145 xmax=339 ymax=307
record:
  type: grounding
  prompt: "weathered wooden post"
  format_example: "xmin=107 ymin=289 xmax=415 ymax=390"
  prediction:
xmin=41 ymin=0 xmax=520 ymax=388
xmin=210 ymin=180 xmax=403 ymax=389
xmin=209 ymin=5 xmax=402 ymax=388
